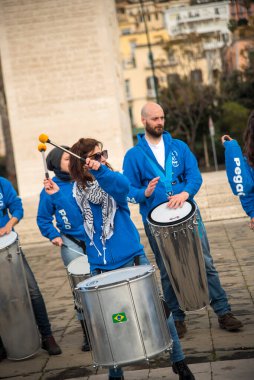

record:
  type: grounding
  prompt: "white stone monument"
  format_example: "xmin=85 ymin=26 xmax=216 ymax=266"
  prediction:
xmin=0 ymin=0 xmax=132 ymax=197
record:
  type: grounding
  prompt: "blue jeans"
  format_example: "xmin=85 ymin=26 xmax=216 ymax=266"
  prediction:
xmin=91 ymin=254 xmax=184 ymax=379
xmin=22 ymin=251 xmax=52 ymax=337
xmin=61 ymin=234 xmax=87 ymax=320
xmin=144 ymin=210 xmax=231 ymax=321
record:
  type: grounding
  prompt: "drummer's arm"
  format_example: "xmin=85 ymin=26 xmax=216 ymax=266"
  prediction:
xmin=123 ymin=154 xmax=150 ymax=204
xmin=0 ymin=216 xmax=19 ymax=236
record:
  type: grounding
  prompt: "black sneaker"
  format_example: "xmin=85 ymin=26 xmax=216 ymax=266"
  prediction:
xmin=41 ymin=335 xmax=62 ymax=355
xmin=108 ymin=377 xmax=124 ymax=380
xmin=174 ymin=320 xmax=187 ymax=338
xmin=172 ymin=360 xmax=195 ymax=380
xmin=82 ymin=335 xmax=90 ymax=352
xmin=218 ymin=313 xmax=243 ymax=331
xmin=0 ymin=337 xmax=7 ymax=362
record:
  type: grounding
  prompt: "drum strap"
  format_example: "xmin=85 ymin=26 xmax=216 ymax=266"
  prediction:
xmin=63 ymin=234 xmax=87 ymax=254
xmin=137 ymin=147 xmax=173 ymax=195
xmin=134 ymin=255 xmax=140 ymax=266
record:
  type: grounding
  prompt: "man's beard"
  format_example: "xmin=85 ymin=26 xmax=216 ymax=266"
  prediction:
xmin=145 ymin=122 xmax=164 ymax=137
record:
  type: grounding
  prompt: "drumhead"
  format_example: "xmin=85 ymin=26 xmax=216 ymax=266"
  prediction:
xmin=67 ymin=255 xmax=90 ymax=275
xmin=77 ymin=265 xmax=154 ymax=290
xmin=0 ymin=231 xmax=17 ymax=250
xmin=147 ymin=200 xmax=196 ymax=227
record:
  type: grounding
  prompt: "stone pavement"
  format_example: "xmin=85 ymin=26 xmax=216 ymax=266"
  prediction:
xmin=1 ymin=170 xmax=254 ymax=379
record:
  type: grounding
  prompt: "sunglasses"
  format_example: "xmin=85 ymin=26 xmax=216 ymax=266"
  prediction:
xmin=87 ymin=150 xmax=108 ymax=162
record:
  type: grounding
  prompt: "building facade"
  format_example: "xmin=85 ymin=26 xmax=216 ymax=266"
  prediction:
xmin=0 ymin=0 xmax=132 ymax=196
xmin=116 ymin=0 xmax=232 ymax=129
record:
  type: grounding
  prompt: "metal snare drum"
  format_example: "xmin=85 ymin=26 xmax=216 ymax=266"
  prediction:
xmin=76 ymin=265 xmax=172 ymax=368
xmin=147 ymin=200 xmax=209 ymax=312
xmin=66 ymin=255 xmax=90 ymax=311
xmin=0 ymin=232 xmax=40 ymax=360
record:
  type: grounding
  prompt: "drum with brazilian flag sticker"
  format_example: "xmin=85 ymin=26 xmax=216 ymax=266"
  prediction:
xmin=76 ymin=265 xmax=172 ymax=368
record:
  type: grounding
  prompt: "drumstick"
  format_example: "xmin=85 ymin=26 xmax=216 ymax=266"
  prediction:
xmin=62 ymin=244 xmax=86 ymax=256
xmin=38 ymin=143 xmax=49 ymax=179
xmin=39 ymin=133 xmax=85 ymax=162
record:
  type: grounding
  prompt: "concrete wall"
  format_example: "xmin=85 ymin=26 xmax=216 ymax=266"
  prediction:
xmin=0 ymin=0 xmax=132 ymax=196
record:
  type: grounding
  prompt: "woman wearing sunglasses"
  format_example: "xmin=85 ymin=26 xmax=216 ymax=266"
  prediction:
xmin=37 ymin=146 xmax=90 ymax=352
xmin=44 ymin=138 xmax=195 ymax=380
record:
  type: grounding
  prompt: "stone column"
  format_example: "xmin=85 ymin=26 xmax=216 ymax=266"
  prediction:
xmin=0 ymin=0 xmax=132 ymax=196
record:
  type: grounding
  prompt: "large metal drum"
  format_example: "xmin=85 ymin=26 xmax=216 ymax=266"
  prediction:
xmin=0 ymin=232 xmax=40 ymax=360
xmin=76 ymin=265 xmax=172 ymax=368
xmin=147 ymin=200 xmax=209 ymax=312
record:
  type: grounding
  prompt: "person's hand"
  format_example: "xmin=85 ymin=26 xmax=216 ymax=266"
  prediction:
xmin=85 ymin=158 xmax=101 ymax=171
xmin=221 ymin=135 xmax=232 ymax=144
xmin=0 ymin=224 xmax=11 ymax=236
xmin=0 ymin=218 xmax=18 ymax=236
xmin=167 ymin=191 xmax=189 ymax=209
xmin=145 ymin=177 xmax=160 ymax=198
xmin=249 ymin=217 xmax=254 ymax=231
xmin=51 ymin=237 xmax=63 ymax=247
xmin=44 ymin=178 xmax=59 ymax=195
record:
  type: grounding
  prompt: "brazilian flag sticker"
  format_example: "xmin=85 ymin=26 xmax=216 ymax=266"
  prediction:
xmin=112 ymin=312 xmax=127 ymax=324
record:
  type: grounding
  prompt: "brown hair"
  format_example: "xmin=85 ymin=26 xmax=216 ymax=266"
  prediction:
xmin=69 ymin=138 xmax=112 ymax=188
xmin=243 ymin=111 xmax=254 ymax=168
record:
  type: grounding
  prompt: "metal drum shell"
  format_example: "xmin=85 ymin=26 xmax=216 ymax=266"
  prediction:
xmin=147 ymin=200 xmax=210 ymax=312
xmin=66 ymin=256 xmax=90 ymax=311
xmin=77 ymin=265 xmax=172 ymax=368
xmin=0 ymin=237 xmax=40 ymax=360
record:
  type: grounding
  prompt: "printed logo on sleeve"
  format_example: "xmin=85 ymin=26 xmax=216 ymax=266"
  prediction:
xmin=58 ymin=209 xmax=71 ymax=229
xmin=233 ymin=158 xmax=245 ymax=196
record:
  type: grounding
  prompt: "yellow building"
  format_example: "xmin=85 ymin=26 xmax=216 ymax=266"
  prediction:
xmin=116 ymin=0 xmax=231 ymax=129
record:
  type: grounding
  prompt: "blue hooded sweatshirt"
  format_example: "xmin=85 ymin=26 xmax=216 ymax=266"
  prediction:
xmin=45 ymin=165 xmax=144 ymax=271
xmin=37 ymin=176 xmax=85 ymax=242
xmin=0 ymin=177 xmax=23 ymax=227
xmin=122 ymin=131 xmax=202 ymax=222
xmin=223 ymin=139 xmax=254 ymax=218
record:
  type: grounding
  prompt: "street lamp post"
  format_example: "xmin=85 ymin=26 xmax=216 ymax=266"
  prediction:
xmin=138 ymin=0 xmax=159 ymax=103
xmin=209 ymin=116 xmax=218 ymax=171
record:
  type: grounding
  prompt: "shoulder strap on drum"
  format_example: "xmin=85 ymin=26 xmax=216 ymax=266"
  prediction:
xmin=136 ymin=146 xmax=173 ymax=195
xmin=63 ymin=234 xmax=87 ymax=254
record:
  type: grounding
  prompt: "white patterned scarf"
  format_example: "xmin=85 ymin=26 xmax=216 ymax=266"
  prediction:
xmin=73 ymin=181 xmax=116 ymax=255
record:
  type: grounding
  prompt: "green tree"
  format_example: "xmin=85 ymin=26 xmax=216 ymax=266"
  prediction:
xmin=221 ymin=68 xmax=254 ymax=110
xmin=159 ymin=78 xmax=219 ymax=155
xmin=216 ymin=101 xmax=249 ymax=145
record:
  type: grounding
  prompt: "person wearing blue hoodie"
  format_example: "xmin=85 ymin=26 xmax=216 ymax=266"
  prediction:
xmin=36 ymin=146 xmax=90 ymax=352
xmin=0 ymin=176 xmax=61 ymax=361
xmin=123 ymin=102 xmax=243 ymax=339
xmin=43 ymin=137 xmax=195 ymax=380
xmin=221 ymin=110 xmax=254 ymax=230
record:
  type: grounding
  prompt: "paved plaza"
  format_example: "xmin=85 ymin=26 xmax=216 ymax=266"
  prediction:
xmin=0 ymin=171 xmax=254 ymax=379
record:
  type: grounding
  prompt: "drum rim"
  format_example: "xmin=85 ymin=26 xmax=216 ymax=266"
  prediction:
xmin=147 ymin=199 xmax=196 ymax=227
xmin=67 ymin=255 xmax=90 ymax=275
xmin=77 ymin=265 xmax=155 ymax=290
xmin=0 ymin=231 xmax=18 ymax=250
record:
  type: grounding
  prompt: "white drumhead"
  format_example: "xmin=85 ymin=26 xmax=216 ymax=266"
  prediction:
xmin=148 ymin=200 xmax=195 ymax=226
xmin=0 ymin=231 xmax=17 ymax=250
xmin=67 ymin=255 xmax=90 ymax=275
xmin=77 ymin=265 xmax=154 ymax=290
